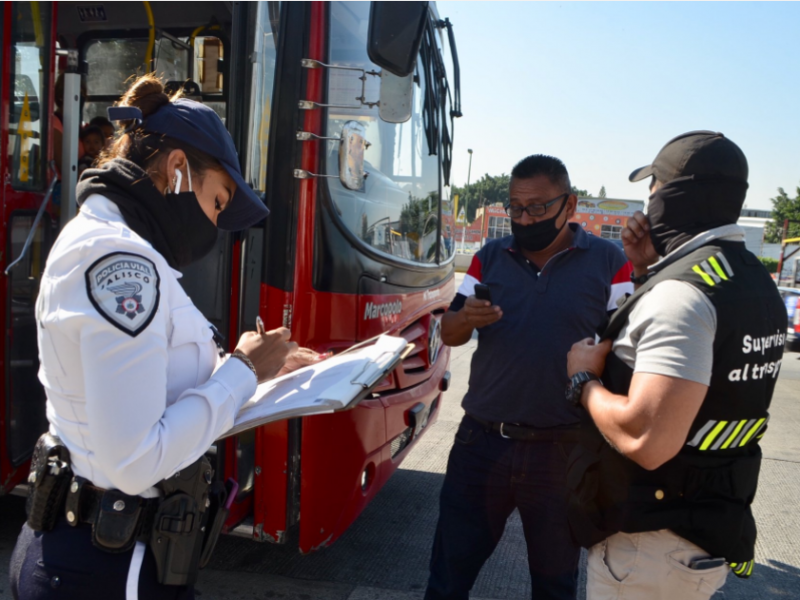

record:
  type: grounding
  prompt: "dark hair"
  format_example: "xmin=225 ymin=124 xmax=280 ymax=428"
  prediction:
xmin=89 ymin=116 xmax=113 ymax=129
xmin=510 ymin=155 xmax=571 ymax=193
xmin=80 ymin=125 xmax=104 ymax=142
xmin=97 ymin=74 xmax=221 ymax=178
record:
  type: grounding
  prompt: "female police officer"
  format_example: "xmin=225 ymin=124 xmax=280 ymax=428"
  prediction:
xmin=10 ymin=75 xmax=295 ymax=599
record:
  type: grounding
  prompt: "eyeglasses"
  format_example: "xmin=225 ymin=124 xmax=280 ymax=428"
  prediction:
xmin=504 ymin=193 xmax=569 ymax=219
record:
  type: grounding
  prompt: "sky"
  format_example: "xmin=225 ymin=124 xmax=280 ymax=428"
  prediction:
xmin=438 ymin=1 xmax=800 ymax=210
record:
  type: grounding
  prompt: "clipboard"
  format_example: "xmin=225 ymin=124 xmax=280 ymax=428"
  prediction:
xmin=218 ymin=335 xmax=412 ymax=439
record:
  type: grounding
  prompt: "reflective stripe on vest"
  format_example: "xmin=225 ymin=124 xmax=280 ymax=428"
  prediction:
xmin=691 ymin=252 xmax=735 ymax=287
xmin=729 ymin=560 xmax=754 ymax=578
xmin=686 ymin=417 xmax=769 ymax=450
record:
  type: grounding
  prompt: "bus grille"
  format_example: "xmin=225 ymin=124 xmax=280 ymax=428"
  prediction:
xmin=390 ymin=427 xmax=413 ymax=458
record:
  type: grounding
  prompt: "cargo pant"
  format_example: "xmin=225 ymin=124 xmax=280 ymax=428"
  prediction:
xmin=587 ymin=529 xmax=729 ymax=600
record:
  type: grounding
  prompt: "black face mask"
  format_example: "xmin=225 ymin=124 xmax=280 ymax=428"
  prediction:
xmin=165 ymin=188 xmax=219 ymax=267
xmin=76 ymin=159 xmax=219 ymax=270
xmin=510 ymin=195 xmax=569 ymax=252
xmin=647 ymin=176 xmax=747 ymax=257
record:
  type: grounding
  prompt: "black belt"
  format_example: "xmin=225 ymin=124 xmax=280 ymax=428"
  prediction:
xmin=466 ymin=414 xmax=580 ymax=442
xmin=65 ymin=477 xmax=159 ymax=539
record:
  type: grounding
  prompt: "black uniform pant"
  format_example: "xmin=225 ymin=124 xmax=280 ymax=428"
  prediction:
xmin=10 ymin=516 xmax=194 ymax=600
xmin=425 ymin=415 xmax=580 ymax=600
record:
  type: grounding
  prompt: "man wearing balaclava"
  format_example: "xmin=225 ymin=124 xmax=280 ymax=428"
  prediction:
xmin=565 ymin=131 xmax=787 ymax=600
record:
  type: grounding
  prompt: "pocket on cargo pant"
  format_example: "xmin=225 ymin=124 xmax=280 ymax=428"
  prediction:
xmin=601 ymin=532 xmax=639 ymax=584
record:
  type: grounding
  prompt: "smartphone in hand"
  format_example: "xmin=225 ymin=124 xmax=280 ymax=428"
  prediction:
xmin=474 ymin=284 xmax=492 ymax=304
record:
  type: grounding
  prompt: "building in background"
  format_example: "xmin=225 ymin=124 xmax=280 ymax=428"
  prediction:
xmin=453 ymin=200 xmax=780 ymax=262
xmin=572 ymin=197 xmax=645 ymax=241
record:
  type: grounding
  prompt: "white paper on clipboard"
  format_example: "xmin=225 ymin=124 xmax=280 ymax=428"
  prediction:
xmin=219 ymin=335 xmax=409 ymax=439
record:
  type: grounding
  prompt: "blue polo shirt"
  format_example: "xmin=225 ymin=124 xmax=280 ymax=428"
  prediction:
xmin=451 ymin=224 xmax=632 ymax=428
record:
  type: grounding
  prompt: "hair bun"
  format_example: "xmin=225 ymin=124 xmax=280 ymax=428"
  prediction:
xmin=120 ymin=74 xmax=170 ymax=119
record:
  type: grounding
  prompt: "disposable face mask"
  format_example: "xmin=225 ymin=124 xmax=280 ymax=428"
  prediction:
xmin=167 ymin=161 xmax=218 ymax=267
xmin=510 ymin=195 xmax=568 ymax=252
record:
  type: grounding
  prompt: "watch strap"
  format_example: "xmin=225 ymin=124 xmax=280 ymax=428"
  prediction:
xmin=567 ymin=371 xmax=602 ymax=406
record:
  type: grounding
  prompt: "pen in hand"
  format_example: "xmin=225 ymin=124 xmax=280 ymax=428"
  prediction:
xmin=256 ymin=315 xmax=265 ymax=335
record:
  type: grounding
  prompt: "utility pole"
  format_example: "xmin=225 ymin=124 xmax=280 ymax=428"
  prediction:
xmin=461 ymin=148 xmax=473 ymax=254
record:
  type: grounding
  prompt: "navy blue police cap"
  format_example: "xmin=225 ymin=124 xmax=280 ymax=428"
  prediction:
xmin=108 ymin=99 xmax=269 ymax=231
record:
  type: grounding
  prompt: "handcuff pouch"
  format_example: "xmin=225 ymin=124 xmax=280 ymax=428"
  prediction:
xmin=91 ymin=489 xmax=142 ymax=553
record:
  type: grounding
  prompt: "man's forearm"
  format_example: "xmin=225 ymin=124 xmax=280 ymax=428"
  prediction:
xmin=441 ymin=309 xmax=475 ymax=347
xmin=581 ymin=381 xmax=638 ymax=455
xmin=581 ymin=375 xmax=705 ymax=470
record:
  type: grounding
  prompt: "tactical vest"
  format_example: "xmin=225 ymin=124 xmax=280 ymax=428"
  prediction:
xmin=567 ymin=241 xmax=786 ymax=568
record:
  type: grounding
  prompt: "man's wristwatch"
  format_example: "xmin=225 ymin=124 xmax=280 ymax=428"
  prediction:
xmin=565 ymin=371 xmax=602 ymax=407
xmin=630 ymin=271 xmax=651 ymax=285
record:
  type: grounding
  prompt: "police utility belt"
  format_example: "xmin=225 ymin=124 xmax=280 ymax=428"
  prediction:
xmin=25 ymin=433 xmax=231 ymax=587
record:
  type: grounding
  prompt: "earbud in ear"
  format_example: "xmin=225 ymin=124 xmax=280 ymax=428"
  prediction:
xmin=174 ymin=168 xmax=183 ymax=193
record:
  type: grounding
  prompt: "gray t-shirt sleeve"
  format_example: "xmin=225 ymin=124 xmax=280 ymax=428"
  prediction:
xmin=612 ymin=280 xmax=717 ymax=385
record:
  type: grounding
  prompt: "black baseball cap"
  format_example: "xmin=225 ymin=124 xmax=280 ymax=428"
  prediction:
xmin=629 ymin=131 xmax=748 ymax=184
xmin=109 ymin=99 xmax=269 ymax=231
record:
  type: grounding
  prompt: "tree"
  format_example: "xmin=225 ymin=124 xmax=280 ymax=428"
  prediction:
xmin=451 ymin=175 xmax=594 ymax=222
xmin=571 ymin=186 xmax=592 ymax=198
xmin=451 ymin=173 xmax=511 ymax=222
xmin=764 ymin=186 xmax=800 ymax=243
xmin=599 ymin=186 xmax=607 ymax=198
xmin=759 ymin=257 xmax=779 ymax=273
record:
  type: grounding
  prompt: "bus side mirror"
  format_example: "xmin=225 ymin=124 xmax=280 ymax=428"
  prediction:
xmin=367 ymin=1 xmax=429 ymax=78
xmin=339 ymin=120 xmax=369 ymax=191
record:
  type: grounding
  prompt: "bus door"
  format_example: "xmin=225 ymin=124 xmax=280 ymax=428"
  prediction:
xmin=55 ymin=0 xmax=273 ymax=528
xmin=0 ymin=1 xmax=57 ymax=493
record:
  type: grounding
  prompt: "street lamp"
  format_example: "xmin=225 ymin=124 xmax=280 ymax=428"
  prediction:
xmin=461 ymin=149 xmax=473 ymax=254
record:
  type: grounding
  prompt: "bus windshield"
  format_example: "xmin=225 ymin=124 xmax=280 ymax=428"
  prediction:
xmin=324 ymin=1 xmax=451 ymax=266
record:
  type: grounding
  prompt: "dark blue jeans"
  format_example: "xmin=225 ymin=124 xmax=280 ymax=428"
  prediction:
xmin=425 ymin=415 xmax=580 ymax=600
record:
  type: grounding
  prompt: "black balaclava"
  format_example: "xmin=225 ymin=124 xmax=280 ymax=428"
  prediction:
xmin=511 ymin=194 xmax=569 ymax=252
xmin=647 ymin=175 xmax=748 ymax=257
xmin=77 ymin=158 xmax=218 ymax=269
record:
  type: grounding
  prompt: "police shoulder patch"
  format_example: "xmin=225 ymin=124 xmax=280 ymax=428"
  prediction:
xmin=85 ymin=252 xmax=161 ymax=336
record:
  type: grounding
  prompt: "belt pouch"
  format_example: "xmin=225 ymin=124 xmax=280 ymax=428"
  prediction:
xmin=149 ymin=493 xmax=207 ymax=586
xmin=91 ymin=489 xmax=142 ymax=553
xmin=198 ymin=481 xmax=229 ymax=569
xmin=26 ymin=433 xmax=72 ymax=532
xmin=64 ymin=476 xmax=87 ymax=527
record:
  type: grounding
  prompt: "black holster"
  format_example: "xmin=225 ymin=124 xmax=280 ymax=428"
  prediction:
xmin=26 ymin=433 xmax=72 ymax=532
xmin=27 ymin=434 xmax=230 ymax=587
xmin=148 ymin=456 xmax=228 ymax=587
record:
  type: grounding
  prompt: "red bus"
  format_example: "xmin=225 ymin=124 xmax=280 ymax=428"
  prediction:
xmin=1 ymin=1 xmax=460 ymax=553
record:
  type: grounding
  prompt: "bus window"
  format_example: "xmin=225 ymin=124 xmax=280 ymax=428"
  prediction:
xmin=193 ymin=36 xmax=224 ymax=94
xmin=8 ymin=1 xmax=52 ymax=191
xmin=84 ymin=36 xmax=191 ymax=123
xmin=154 ymin=34 xmax=190 ymax=85
xmin=245 ymin=2 xmax=280 ymax=192
xmin=84 ymin=39 xmax=148 ymax=122
xmin=325 ymin=1 xmax=447 ymax=265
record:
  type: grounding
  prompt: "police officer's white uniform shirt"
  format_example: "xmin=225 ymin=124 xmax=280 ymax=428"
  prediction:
xmin=37 ymin=194 xmax=257 ymax=498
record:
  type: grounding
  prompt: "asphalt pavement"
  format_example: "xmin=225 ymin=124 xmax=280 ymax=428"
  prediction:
xmin=2 ymin=272 xmax=800 ymax=599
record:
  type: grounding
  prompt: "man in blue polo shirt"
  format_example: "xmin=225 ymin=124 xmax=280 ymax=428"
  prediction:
xmin=425 ymin=155 xmax=632 ymax=600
